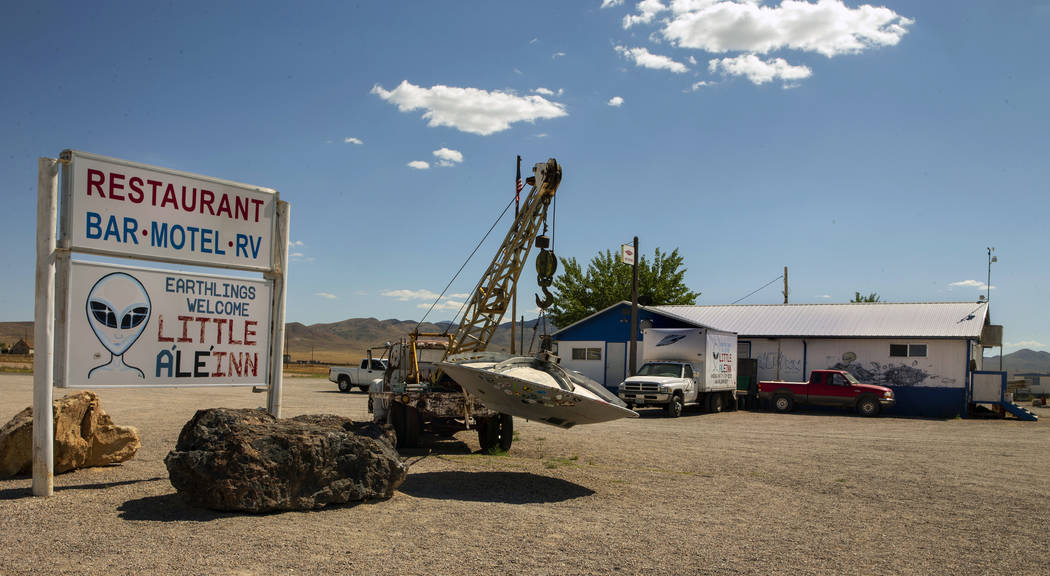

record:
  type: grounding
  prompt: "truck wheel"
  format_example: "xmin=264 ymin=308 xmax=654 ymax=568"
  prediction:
xmin=337 ymin=376 xmax=352 ymax=393
xmin=773 ymin=394 xmax=794 ymax=413
xmin=709 ymin=393 xmax=725 ymax=413
xmin=857 ymin=396 xmax=880 ymax=417
xmin=497 ymin=413 xmax=513 ymax=452
xmin=390 ymin=402 xmax=407 ymax=447
xmin=402 ymin=405 xmax=421 ymax=447
xmin=665 ymin=394 xmax=684 ymax=418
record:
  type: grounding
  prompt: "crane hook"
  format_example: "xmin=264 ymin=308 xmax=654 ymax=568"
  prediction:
xmin=535 ymin=248 xmax=557 ymax=310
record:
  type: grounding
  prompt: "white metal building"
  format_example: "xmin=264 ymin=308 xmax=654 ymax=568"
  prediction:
xmin=553 ymin=301 xmax=996 ymax=418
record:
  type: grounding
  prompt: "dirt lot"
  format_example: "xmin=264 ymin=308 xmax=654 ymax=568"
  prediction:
xmin=2 ymin=373 xmax=1048 ymax=575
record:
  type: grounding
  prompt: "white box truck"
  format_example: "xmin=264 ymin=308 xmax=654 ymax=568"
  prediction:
xmin=618 ymin=327 xmax=737 ymax=417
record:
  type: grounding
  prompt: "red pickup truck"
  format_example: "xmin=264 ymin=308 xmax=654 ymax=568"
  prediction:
xmin=758 ymin=369 xmax=895 ymax=417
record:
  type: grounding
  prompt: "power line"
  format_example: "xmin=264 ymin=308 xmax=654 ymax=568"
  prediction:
xmin=732 ymin=275 xmax=784 ymax=305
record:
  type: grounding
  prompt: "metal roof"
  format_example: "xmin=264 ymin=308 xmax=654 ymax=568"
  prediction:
xmin=649 ymin=302 xmax=990 ymax=339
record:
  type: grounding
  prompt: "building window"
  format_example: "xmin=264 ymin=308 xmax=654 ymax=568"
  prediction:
xmin=890 ymin=343 xmax=926 ymax=358
xmin=572 ymin=347 xmax=602 ymax=361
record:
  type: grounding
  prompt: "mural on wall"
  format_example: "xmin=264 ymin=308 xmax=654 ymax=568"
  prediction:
xmin=757 ymin=352 xmax=803 ymax=379
xmin=830 ymin=351 xmax=958 ymax=388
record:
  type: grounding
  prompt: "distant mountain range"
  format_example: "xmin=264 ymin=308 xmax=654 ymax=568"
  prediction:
xmin=2 ymin=319 xmax=1046 ymax=373
xmin=983 ymin=348 xmax=1050 ymax=376
xmin=274 ymin=316 xmax=557 ymax=364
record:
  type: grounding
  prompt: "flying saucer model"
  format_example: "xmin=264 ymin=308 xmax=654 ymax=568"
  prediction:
xmin=440 ymin=352 xmax=638 ymax=429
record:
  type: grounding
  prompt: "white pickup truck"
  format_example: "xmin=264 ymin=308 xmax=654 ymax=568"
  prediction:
xmin=617 ymin=328 xmax=737 ymax=417
xmin=329 ymin=358 xmax=388 ymax=393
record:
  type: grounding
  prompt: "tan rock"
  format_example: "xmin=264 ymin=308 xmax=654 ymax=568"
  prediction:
xmin=0 ymin=391 xmax=140 ymax=477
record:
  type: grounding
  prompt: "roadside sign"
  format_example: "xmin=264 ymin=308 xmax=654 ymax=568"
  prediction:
xmin=62 ymin=260 xmax=272 ymax=388
xmin=621 ymin=243 xmax=635 ymax=265
xmin=63 ymin=150 xmax=276 ymax=271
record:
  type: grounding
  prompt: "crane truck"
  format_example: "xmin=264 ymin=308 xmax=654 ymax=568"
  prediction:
xmin=369 ymin=158 xmax=563 ymax=452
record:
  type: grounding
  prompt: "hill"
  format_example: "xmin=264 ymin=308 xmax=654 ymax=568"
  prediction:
xmin=984 ymin=348 xmax=1050 ymax=376
xmin=284 ymin=316 xmax=557 ymax=364
xmin=0 ymin=322 xmax=33 ymax=350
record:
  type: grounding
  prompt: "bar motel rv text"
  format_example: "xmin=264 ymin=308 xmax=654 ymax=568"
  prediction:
xmin=83 ymin=168 xmax=266 ymax=259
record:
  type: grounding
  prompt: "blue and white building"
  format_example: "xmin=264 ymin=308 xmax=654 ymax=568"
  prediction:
xmin=553 ymin=301 xmax=996 ymax=418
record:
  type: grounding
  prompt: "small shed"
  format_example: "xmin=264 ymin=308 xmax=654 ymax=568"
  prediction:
xmin=9 ymin=338 xmax=33 ymax=355
xmin=554 ymin=301 xmax=994 ymax=418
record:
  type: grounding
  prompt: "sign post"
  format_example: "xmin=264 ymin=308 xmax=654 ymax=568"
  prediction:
xmin=33 ymin=150 xmax=289 ymax=496
xmin=33 ymin=158 xmax=59 ymax=497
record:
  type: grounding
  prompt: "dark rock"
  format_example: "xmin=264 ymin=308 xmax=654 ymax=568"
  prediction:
xmin=164 ymin=408 xmax=406 ymax=512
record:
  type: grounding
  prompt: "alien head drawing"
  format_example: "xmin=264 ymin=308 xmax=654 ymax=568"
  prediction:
xmin=86 ymin=272 xmax=151 ymax=378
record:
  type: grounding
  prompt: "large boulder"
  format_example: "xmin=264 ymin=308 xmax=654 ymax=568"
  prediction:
xmin=0 ymin=391 xmax=140 ymax=477
xmin=164 ymin=408 xmax=406 ymax=512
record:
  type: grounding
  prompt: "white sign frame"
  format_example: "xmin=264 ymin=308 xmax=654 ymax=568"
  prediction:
xmin=34 ymin=151 xmax=290 ymax=497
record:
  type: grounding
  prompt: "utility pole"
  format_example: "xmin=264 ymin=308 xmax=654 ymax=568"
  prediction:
xmin=629 ymin=236 xmax=639 ymax=376
xmin=511 ymin=156 xmax=522 ymax=355
xmin=783 ymin=266 xmax=789 ymax=304
xmin=986 ymin=247 xmax=996 ymax=303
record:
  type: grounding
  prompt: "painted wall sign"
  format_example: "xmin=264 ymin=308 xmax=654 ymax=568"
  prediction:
xmin=64 ymin=150 xmax=276 ymax=270
xmin=63 ymin=260 xmax=271 ymax=387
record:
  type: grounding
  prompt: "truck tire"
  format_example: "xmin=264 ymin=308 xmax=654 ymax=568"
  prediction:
xmin=857 ymin=396 xmax=880 ymax=417
xmin=390 ymin=402 xmax=407 ymax=447
xmin=337 ymin=376 xmax=352 ymax=393
xmin=477 ymin=413 xmax=513 ymax=453
xmin=708 ymin=392 xmax=725 ymax=413
xmin=665 ymin=394 xmax=684 ymax=418
xmin=402 ymin=405 xmax=421 ymax=447
xmin=773 ymin=394 xmax=794 ymax=413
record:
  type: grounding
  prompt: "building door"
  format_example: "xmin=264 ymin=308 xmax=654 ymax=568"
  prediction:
xmin=605 ymin=342 xmax=626 ymax=390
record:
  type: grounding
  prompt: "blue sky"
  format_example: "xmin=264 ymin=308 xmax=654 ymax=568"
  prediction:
xmin=2 ymin=1 xmax=1047 ymax=352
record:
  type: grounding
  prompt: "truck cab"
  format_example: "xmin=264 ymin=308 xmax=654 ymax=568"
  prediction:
xmin=619 ymin=361 xmax=731 ymax=417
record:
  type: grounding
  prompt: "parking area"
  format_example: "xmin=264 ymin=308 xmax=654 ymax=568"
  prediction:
xmin=2 ymin=373 xmax=1049 ymax=575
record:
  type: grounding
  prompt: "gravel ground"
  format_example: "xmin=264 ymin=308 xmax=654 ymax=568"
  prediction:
xmin=2 ymin=373 xmax=1049 ymax=575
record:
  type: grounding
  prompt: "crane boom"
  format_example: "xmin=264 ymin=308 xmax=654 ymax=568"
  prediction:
xmin=448 ymin=158 xmax=561 ymax=356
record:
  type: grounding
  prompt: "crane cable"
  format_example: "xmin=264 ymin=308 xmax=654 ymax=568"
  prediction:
xmin=731 ymin=274 xmax=784 ymax=305
xmin=415 ymin=196 xmax=516 ymax=334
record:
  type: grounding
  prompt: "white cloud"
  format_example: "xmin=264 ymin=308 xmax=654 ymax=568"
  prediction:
xmin=1006 ymin=340 xmax=1046 ymax=350
xmin=608 ymin=96 xmax=625 ymax=107
xmin=615 ymin=45 xmax=689 ymax=73
xmin=601 ymin=0 xmax=624 ymax=8
xmin=315 ymin=292 xmax=337 ymax=300
xmin=382 ymin=289 xmax=441 ymax=301
xmin=661 ymin=0 xmax=913 ymax=58
xmin=624 ymin=0 xmax=668 ymax=29
xmin=552 ymin=51 xmax=566 ymax=59
xmin=534 ymin=133 xmax=549 ymax=138
xmin=344 ymin=137 xmax=363 ymax=145
xmin=289 ymin=240 xmax=305 ymax=247
xmin=383 ymin=289 xmax=470 ymax=311
xmin=949 ymin=279 xmax=995 ymax=291
xmin=709 ymin=54 xmax=812 ymax=85
xmin=419 ymin=299 xmax=466 ymax=312
xmin=433 ymin=147 xmax=464 ymax=167
xmin=688 ymin=80 xmax=712 ymax=91
xmin=534 ymin=87 xmax=555 ymax=96
xmin=372 ymin=80 xmax=567 ymax=136
xmin=407 ymin=160 xmax=430 ymax=170
xmin=817 ymin=294 xmax=831 ymax=299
